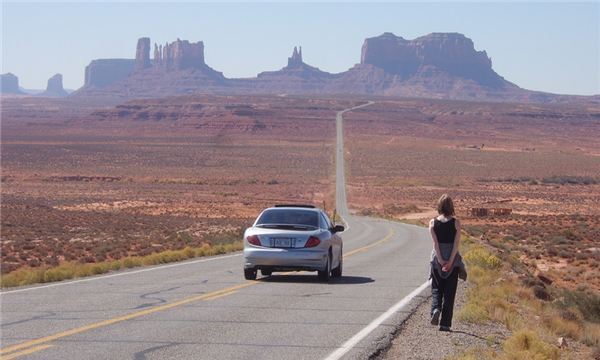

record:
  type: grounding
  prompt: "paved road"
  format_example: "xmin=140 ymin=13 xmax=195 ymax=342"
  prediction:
xmin=0 ymin=102 xmax=432 ymax=360
xmin=335 ymin=101 xmax=375 ymax=218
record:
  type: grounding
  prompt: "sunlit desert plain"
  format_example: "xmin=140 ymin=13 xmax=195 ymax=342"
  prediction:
xmin=1 ymin=95 xmax=599 ymax=293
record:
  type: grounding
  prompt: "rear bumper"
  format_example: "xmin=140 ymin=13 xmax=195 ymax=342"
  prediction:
xmin=243 ymin=247 xmax=328 ymax=271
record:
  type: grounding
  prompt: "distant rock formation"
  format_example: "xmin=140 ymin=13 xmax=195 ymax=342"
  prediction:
xmin=287 ymin=46 xmax=303 ymax=69
xmin=135 ymin=38 xmax=152 ymax=71
xmin=247 ymin=47 xmax=338 ymax=94
xmin=73 ymin=59 xmax=136 ymax=93
xmin=38 ymin=73 xmax=69 ymax=97
xmin=152 ymin=38 xmax=205 ymax=71
xmin=72 ymin=34 xmax=596 ymax=103
xmin=1 ymin=73 xmax=26 ymax=95
xmin=360 ymin=32 xmax=503 ymax=88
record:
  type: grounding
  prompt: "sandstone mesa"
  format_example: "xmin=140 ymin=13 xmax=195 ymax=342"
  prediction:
xmin=2 ymin=33 xmax=598 ymax=103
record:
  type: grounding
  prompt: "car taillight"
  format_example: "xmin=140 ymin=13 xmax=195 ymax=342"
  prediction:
xmin=247 ymin=235 xmax=261 ymax=246
xmin=304 ymin=236 xmax=321 ymax=247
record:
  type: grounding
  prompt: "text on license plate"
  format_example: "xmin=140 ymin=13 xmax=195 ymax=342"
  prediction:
xmin=272 ymin=238 xmax=295 ymax=247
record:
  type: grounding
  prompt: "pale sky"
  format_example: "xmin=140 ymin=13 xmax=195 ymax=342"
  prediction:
xmin=1 ymin=1 xmax=599 ymax=96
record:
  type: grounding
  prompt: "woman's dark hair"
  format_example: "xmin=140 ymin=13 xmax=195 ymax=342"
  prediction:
xmin=437 ymin=194 xmax=455 ymax=216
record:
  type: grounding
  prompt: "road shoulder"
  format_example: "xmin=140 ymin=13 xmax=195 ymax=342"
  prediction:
xmin=374 ymin=280 xmax=511 ymax=359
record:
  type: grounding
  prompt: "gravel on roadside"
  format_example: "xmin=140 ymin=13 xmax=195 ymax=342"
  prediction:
xmin=373 ymin=280 xmax=511 ymax=359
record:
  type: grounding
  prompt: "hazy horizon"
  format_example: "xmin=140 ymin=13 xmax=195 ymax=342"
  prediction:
xmin=1 ymin=1 xmax=598 ymax=96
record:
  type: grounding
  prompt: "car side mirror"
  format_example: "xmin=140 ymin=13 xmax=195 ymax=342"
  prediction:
xmin=332 ymin=225 xmax=345 ymax=233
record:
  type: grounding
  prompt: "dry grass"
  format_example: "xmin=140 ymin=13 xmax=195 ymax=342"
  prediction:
xmin=454 ymin=236 xmax=600 ymax=359
xmin=1 ymin=243 xmax=243 ymax=288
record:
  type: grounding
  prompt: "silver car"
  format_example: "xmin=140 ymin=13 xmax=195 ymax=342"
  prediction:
xmin=243 ymin=205 xmax=344 ymax=282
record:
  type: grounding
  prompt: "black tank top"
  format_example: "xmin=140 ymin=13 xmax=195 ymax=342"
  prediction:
xmin=433 ymin=218 xmax=456 ymax=244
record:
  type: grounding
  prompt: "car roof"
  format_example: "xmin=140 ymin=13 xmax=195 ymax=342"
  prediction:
xmin=266 ymin=205 xmax=323 ymax=213
xmin=273 ymin=204 xmax=315 ymax=209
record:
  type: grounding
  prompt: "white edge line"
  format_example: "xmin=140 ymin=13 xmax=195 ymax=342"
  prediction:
xmin=324 ymin=279 xmax=430 ymax=360
xmin=0 ymin=253 xmax=243 ymax=295
xmin=339 ymin=215 xmax=350 ymax=233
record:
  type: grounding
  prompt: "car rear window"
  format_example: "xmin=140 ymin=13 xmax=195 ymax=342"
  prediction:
xmin=256 ymin=209 xmax=319 ymax=227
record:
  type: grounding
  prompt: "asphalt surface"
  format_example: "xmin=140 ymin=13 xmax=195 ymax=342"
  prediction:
xmin=0 ymin=102 xmax=433 ymax=360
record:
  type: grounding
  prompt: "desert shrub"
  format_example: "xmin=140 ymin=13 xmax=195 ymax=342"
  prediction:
xmin=463 ymin=249 xmax=502 ymax=270
xmin=1 ymin=268 xmax=46 ymax=287
xmin=195 ymin=245 xmax=210 ymax=257
xmin=560 ymin=229 xmax=580 ymax=241
xmin=206 ymin=232 xmax=242 ymax=246
xmin=166 ymin=232 xmax=194 ymax=243
xmin=542 ymin=175 xmax=599 ymax=185
xmin=560 ymin=307 xmax=584 ymax=324
xmin=110 ymin=261 xmax=122 ymax=271
xmin=3 ymin=255 xmax=19 ymax=263
xmin=73 ymin=264 xmax=92 ymax=277
xmin=552 ymin=236 xmax=568 ymax=245
xmin=580 ymin=322 xmax=600 ymax=348
xmin=542 ymin=313 xmax=582 ymax=342
xmin=457 ymin=302 xmax=489 ymax=324
xmin=490 ymin=240 xmax=510 ymax=251
xmin=502 ymin=330 xmax=559 ymax=360
xmin=402 ymin=203 xmax=419 ymax=212
xmin=1 ymin=242 xmax=243 ymax=288
xmin=27 ymin=259 xmax=41 ymax=268
xmin=554 ymin=288 xmax=600 ymax=324
xmin=558 ymin=250 xmax=574 ymax=259
xmin=465 ymin=225 xmax=485 ymax=237
xmin=546 ymin=246 xmax=559 ymax=257
xmin=121 ymin=257 xmax=140 ymax=268
xmin=211 ymin=245 xmax=227 ymax=255
xmin=78 ymin=256 xmax=96 ymax=264
xmin=532 ymin=285 xmax=552 ymax=301
xmin=182 ymin=247 xmax=196 ymax=259
xmin=44 ymin=256 xmax=60 ymax=267
xmin=576 ymin=252 xmax=590 ymax=261
xmin=44 ymin=266 xmax=74 ymax=283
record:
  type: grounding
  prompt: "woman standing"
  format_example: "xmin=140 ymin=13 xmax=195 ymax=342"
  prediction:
xmin=429 ymin=194 xmax=466 ymax=331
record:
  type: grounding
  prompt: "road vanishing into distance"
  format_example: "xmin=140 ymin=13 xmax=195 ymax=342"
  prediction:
xmin=0 ymin=102 xmax=433 ymax=360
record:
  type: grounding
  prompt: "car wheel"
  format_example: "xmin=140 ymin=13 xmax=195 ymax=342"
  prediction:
xmin=331 ymin=253 xmax=343 ymax=278
xmin=261 ymin=268 xmax=273 ymax=276
xmin=244 ymin=268 xmax=257 ymax=280
xmin=318 ymin=252 xmax=331 ymax=282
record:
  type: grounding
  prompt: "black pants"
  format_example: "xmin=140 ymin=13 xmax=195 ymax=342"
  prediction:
xmin=430 ymin=267 xmax=459 ymax=327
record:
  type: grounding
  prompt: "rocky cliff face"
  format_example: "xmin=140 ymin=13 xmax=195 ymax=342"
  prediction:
xmin=360 ymin=32 xmax=502 ymax=88
xmin=286 ymin=46 xmax=303 ymax=69
xmin=1 ymin=73 xmax=26 ymax=95
xmin=38 ymin=73 xmax=69 ymax=97
xmin=152 ymin=39 xmax=205 ymax=71
xmin=72 ymin=33 xmax=591 ymax=103
xmin=135 ymin=38 xmax=152 ymax=71
xmin=79 ymin=59 xmax=136 ymax=91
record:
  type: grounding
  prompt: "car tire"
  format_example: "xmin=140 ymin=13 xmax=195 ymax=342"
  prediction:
xmin=261 ymin=268 xmax=273 ymax=276
xmin=244 ymin=268 xmax=257 ymax=280
xmin=318 ymin=252 xmax=331 ymax=282
xmin=331 ymin=253 xmax=343 ymax=278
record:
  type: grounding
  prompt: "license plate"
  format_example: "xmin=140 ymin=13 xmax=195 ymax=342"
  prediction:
xmin=272 ymin=238 xmax=294 ymax=248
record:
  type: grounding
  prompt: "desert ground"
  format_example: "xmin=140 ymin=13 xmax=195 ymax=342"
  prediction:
xmin=1 ymin=94 xmax=599 ymax=293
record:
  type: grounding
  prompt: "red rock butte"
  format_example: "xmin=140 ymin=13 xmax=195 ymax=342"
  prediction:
xmin=44 ymin=33 xmax=600 ymax=103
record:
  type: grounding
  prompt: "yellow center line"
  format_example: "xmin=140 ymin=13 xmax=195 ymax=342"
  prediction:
xmin=0 ymin=281 xmax=258 ymax=355
xmin=204 ymin=290 xmax=237 ymax=301
xmin=1 ymin=345 xmax=55 ymax=360
xmin=343 ymin=228 xmax=394 ymax=258
xmin=2 ymin=228 xmax=395 ymax=357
